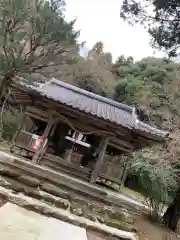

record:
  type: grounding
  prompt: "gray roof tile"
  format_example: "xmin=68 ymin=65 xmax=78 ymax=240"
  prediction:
xmin=22 ymin=78 xmax=168 ymax=140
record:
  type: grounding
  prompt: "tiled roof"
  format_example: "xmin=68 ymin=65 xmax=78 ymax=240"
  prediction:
xmin=21 ymin=78 xmax=168 ymax=140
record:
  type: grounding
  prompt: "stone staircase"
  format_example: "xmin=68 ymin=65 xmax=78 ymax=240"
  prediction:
xmin=0 ymin=158 xmax=107 ymax=201
xmin=0 ymin=155 xmax=141 ymax=239
xmin=40 ymin=154 xmax=91 ymax=181
xmin=0 ymin=157 xmax=143 ymax=213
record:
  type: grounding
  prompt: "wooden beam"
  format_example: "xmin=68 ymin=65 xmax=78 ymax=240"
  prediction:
xmin=27 ymin=105 xmax=115 ymax=137
xmin=34 ymin=100 xmax=134 ymax=143
xmin=32 ymin=116 xmax=54 ymax=164
xmin=90 ymin=137 xmax=109 ymax=184
xmin=53 ymin=110 xmax=134 ymax=150
xmin=108 ymin=142 xmax=132 ymax=153
xmin=34 ymin=99 xmax=132 ymax=138
xmin=109 ymin=138 xmax=134 ymax=151
xmin=53 ymin=114 xmax=115 ymax=138
xmin=26 ymin=106 xmax=49 ymax=120
xmin=27 ymin=105 xmax=134 ymax=151
xmin=25 ymin=111 xmax=48 ymax=123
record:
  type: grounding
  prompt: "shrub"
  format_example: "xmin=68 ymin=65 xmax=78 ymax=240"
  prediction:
xmin=0 ymin=109 xmax=21 ymax=142
xmin=127 ymin=152 xmax=178 ymax=220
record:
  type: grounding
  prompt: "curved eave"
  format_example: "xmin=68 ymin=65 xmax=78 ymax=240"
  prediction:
xmin=10 ymin=82 xmax=169 ymax=145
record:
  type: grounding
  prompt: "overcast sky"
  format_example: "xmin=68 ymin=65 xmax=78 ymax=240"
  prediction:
xmin=65 ymin=0 xmax=165 ymax=61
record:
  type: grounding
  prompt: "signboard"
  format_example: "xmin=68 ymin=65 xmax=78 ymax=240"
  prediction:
xmin=30 ymin=134 xmax=43 ymax=151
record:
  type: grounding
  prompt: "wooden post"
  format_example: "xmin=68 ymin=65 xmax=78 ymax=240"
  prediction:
xmin=32 ymin=116 xmax=53 ymax=164
xmin=10 ymin=111 xmax=26 ymax=152
xmin=120 ymin=153 xmax=132 ymax=189
xmin=90 ymin=137 xmax=108 ymax=184
xmin=37 ymin=121 xmax=57 ymax=164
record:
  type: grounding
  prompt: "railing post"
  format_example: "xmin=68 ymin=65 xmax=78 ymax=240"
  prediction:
xmin=32 ymin=116 xmax=53 ymax=164
xmin=120 ymin=153 xmax=132 ymax=189
xmin=10 ymin=111 xmax=26 ymax=152
xmin=90 ymin=137 xmax=108 ymax=184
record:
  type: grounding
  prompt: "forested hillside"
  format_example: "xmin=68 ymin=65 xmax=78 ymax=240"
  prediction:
xmin=113 ymin=57 xmax=178 ymax=128
xmin=111 ymin=56 xmax=180 ymax=224
xmin=120 ymin=0 xmax=180 ymax=231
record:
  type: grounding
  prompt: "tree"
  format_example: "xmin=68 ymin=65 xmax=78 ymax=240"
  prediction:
xmin=114 ymin=57 xmax=177 ymax=123
xmin=88 ymin=41 xmax=113 ymax=70
xmin=160 ymin=71 xmax=180 ymax=231
xmin=114 ymin=55 xmax=180 ymax=231
xmin=0 ymin=0 xmax=79 ymax=100
xmin=30 ymin=41 xmax=116 ymax=97
xmin=65 ymin=55 xmax=115 ymax=97
xmin=120 ymin=0 xmax=180 ymax=57
xmin=91 ymin=41 xmax=104 ymax=55
xmin=127 ymin=150 xmax=177 ymax=220
xmin=69 ymin=41 xmax=116 ymax=97
xmin=121 ymin=0 xmax=180 ymax=230
xmin=111 ymin=55 xmax=134 ymax=77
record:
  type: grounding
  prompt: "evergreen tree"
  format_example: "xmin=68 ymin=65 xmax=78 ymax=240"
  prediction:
xmin=120 ymin=0 xmax=180 ymax=57
xmin=0 ymin=0 xmax=79 ymax=99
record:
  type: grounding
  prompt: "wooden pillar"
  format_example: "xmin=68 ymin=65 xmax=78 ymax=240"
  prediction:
xmin=120 ymin=153 xmax=132 ymax=189
xmin=10 ymin=111 xmax=26 ymax=151
xmin=32 ymin=116 xmax=53 ymax=164
xmin=90 ymin=137 xmax=108 ymax=184
xmin=37 ymin=120 xmax=57 ymax=163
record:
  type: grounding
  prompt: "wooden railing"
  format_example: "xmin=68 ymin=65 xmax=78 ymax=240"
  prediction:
xmin=13 ymin=131 xmax=126 ymax=184
xmin=99 ymin=155 xmax=127 ymax=184
xmin=15 ymin=130 xmax=34 ymax=151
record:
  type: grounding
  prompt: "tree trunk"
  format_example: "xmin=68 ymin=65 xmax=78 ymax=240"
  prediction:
xmin=163 ymin=187 xmax=180 ymax=231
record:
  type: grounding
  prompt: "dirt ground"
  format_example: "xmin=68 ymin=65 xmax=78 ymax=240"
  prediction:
xmin=87 ymin=231 xmax=119 ymax=240
xmin=135 ymin=216 xmax=180 ymax=240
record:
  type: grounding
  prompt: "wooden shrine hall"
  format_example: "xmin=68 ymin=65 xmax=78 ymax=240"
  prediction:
xmin=8 ymin=78 xmax=168 ymax=185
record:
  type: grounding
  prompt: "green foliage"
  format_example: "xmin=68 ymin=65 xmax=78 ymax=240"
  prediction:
xmin=0 ymin=0 xmax=79 ymax=98
xmin=1 ymin=110 xmax=19 ymax=141
xmin=113 ymin=56 xmax=180 ymax=227
xmin=128 ymin=152 xmax=178 ymax=218
xmin=114 ymin=57 xmax=180 ymax=221
xmin=120 ymin=0 xmax=180 ymax=57
xmin=74 ymin=74 xmax=109 ymax=97
xmin=115 ymin=75 xmax=146 ymax=105
xmin=129 ymin=153 xmax=177 ymax=203
xmin=114 ymin=57 xmax=177 ymax=112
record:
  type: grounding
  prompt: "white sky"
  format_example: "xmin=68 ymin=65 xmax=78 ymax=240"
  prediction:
xmin=65 ymin=0 xmax=165 ymax=61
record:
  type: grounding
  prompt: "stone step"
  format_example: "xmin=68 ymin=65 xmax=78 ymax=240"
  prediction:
xmin=0 ymin=186 xmax=136 ymax=240
xmin=15 ymin=159 xmax=104 ymax=191
xmin=0 ymin=159 xmax=109 ymax=203
xmin=0 ymin=157 xmax=141 ymax=214
xmin=40 ymin=159 xmax=90 ymax=181
xmin=12 ymin=158 xmax=105 ymax=195
xmin=43 ymin=154 xmax=90 ymax=175
xmin=0 ymin=173 xmax=135 ymax=229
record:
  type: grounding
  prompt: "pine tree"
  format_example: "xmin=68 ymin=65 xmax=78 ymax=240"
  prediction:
xmin=0 ymin=0 xmax=79 ymax=99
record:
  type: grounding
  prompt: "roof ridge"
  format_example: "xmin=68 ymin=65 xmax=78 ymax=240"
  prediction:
xmin=43 ymin=78 xmax=134 ymax=113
